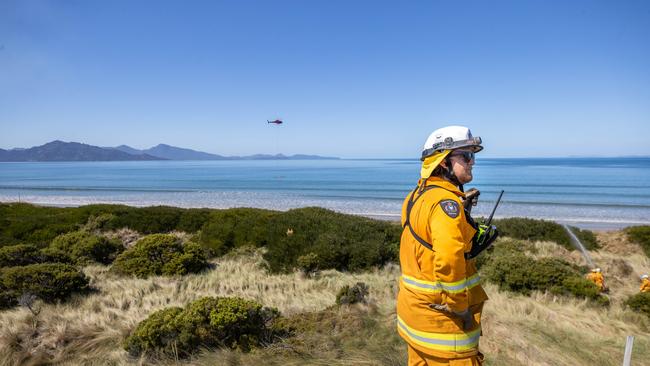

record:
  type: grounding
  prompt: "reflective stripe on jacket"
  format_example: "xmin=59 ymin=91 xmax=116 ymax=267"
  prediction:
xmin=397 ymin=176 xmax=488 ymax=358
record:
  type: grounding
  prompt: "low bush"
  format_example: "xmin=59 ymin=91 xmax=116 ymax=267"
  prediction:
xmin=480 ymin=239 xmax=607 ymax=305
xmin=556 ymin=277 xmax=609 ymax=306
xmin=0 ymin=263 xmax=90 ymax=309
xmin=493 ymin=217 xmax=599 ymax=250
xmin=111 ymin=234 xmax=208 ymax=278
xmin=177 ymin=209 xmax=213 ymax=233
xmin=102 ymin=206 xmax=182 ymax=234
xmin=263 ymin=207 xmax=401 ymax=273
xmin=572 ymin=227 xmax=599 ymax=251
xmin=336 ymin=282 xmax=370 ymax=305
xmin=0 ymin=203 xmax=86 ymax=247
xmin=297 ymin=252 xmax=320 ymax=275
xmin=124 ymin=296 xmax=284 ymax=357
xmin=0 ymin=244 xmax=42 ymax=267
xmin=81 ymin=213 xmax=116 ymax=231
xmin=474 ymin=237 xmax=526 ymax=270
xmin=84 ymin=206 xmax=215 ymax=234
xmin=626 ymin=225 xmax=650 ymax=258
xmin=0 ymin=204 xmax=217 ymax=248
xmin=196 ymin=208 xmax=275 ymax=257
xmin=624 ymin=292 xmax=650 ymax=319
xmin=0 ymin=244 xmax=73 ymax=267
xmin=50 ymin=230 xmax=124 ymax=265
xmin=38 ymin=247 xmax=75 ymax=264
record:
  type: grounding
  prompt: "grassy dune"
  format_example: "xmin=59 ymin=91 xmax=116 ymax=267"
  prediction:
xmin=1 ymin=233 xmax=650 ymax=366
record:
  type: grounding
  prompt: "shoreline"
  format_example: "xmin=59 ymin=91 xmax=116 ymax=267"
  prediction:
xmin=3 ymin=199 xmax=647 ymax=231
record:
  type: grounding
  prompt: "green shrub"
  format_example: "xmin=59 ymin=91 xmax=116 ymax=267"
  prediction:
xmin=161 ymin=242 xmax=208 ymax=276
xmin=263 ymin=207 xmax=401 ymax=273
xmin=81 ymin=205 xmax=213 ymax=234
xmin=81 ymin=213 xmax=116 ymax=231
xmin=0 ymin=244 xmax=42 ymax=267
xmin=196 ymin=208 xmax=275 ymax=257
xmin=555 ymin=277 xmax=609 ymax=306
xmin=50 ymin=230 xmax=124 ymax=265
xmin=38 ymin=247 xmax=74 ymax=264
xmin=102 ymin=206 xmax=182 ymax=234
xmin=297 ymin=252 xmax=320 ymax=274
xmin=177 ymin=209 xmax=212 ymax=233
xmin=0 ymin=263 xmax=90 ymax=309
xmin=626 ymin=226 xmax=650 ymax=258
xmin=123 ymin=307 xmax=184 ymax=357
xmin=0 ymin=203 xmax=87 ymax=247
xmin=124 ymin=296 xmax=283 ymax=357
xmin=0 ymin=244 xmax=73 ymax=267
xmin=624 ymin=292 xmax=650 ymax=318
xmin=493 ymin=217 xmax=599 ymax=250
xmin=111 ymin=234 xmax=207 ymax=278
xmin=472 ymin=237 xmax=526 ymax=270
xmin=573 ymin=228 xmax=599 ymax=251
xmin=481 ymin=244 xmax=607 ymax=305
xmin=336 ymin=282 xmax=370 ymax=305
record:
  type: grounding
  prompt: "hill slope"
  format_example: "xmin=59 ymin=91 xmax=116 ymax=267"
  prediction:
xmin=0 ymin=141 xmax=164 ymax=162
xmin=114 ymin=144 xmax=225 ymax=160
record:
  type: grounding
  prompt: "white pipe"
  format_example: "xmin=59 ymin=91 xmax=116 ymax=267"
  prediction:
xmin=623 ymin=335 xmax=634 ymax=366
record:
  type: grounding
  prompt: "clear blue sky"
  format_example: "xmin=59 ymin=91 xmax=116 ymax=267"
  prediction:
xmin=1 ymin=0 xmax=649 ymax=158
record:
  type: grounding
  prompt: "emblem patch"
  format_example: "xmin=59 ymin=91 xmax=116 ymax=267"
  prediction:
xmin=440 ymin=200 xmax=460 ymax=218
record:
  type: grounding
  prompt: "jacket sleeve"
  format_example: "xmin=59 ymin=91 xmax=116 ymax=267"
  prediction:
xmin=429 ymin=199 xmax=470 ymax=313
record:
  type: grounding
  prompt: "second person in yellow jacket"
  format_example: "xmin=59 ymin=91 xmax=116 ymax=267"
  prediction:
xmin=640 ymin=274 xmax=650 ymax=293
xmin=586 ymin=268 xmax=605 ymax=292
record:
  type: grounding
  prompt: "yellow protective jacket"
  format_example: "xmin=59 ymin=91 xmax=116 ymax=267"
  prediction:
xmin=586 ymin=272 xmax=605 ymax=291
xmin=397 ymin=176 xmax=488 ymax=359
xmin=641 ymin=278 xmax=650 ymax=293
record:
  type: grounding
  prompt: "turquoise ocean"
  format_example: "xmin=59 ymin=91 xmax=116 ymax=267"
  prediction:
xmin=1 ymin=158 xmax=649 ymax=229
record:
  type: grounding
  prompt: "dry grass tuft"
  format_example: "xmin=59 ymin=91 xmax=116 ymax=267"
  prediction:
xmin=596 ymin=231 xmax=643 ymax=256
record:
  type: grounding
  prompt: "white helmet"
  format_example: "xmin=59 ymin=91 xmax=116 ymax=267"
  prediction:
xmin=421 ymin=125 xmax=483 ymax=160
xmin=642 ymin=274 xmax=649 ymax=280
xmin=592 ymin=268 xmax=601 ymax=273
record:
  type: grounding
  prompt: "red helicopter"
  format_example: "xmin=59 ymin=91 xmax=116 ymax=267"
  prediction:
xmin=267 ymin=119 xmax=283 ymax=125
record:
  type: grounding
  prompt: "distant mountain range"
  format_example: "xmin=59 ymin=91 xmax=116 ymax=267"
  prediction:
xmin=0 ymin=141 xmax=338 ymax=162
xmin=111 ymin=144 xmax=225 ymax=160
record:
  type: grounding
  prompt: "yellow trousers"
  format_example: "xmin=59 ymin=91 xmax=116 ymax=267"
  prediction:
xmin=407 ymin=345 xmax=484 ymax=366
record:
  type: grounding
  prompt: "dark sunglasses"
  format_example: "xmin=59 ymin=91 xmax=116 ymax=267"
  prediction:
xmin=450 ymin=151 xmax=475 ymax=163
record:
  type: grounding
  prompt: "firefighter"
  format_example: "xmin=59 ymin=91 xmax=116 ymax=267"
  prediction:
xmin=397 ymin=125 xmax=495 ymax=366
xmin=586 ymin=268 xmax=605 ymax=292
xmin=640 ymin=274 xmax=650 ymax=293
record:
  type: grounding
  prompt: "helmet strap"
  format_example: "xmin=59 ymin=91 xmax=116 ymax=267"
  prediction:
xmin=417 ymin=178 xmax=427 ymax=193
xmin=443 ymin=155 xmax=463 ymax=190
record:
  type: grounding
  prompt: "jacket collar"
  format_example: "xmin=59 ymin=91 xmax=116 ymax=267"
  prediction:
xmin=420 ymin=176 xmax=465 ymax=198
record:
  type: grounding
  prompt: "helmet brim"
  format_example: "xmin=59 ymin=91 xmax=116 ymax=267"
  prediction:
xmin=421 ymin=136 xmax=483 ymax=160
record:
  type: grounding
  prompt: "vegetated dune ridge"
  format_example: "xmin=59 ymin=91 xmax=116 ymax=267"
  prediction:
xmin=1 ymin=232 xmax=649 ymax=366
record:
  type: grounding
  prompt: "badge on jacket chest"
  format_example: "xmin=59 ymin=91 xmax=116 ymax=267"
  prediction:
xmin=440 ymin=200 xmax=460 ymax=218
